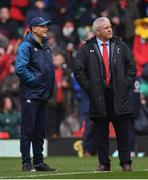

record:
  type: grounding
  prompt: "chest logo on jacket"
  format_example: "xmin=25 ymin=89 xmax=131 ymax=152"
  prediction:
xmin=117 ymin=48 xmax=120 ymax=54
xmin=90 ymin=49 xmax=95 ymax=53
xmin=34 ymin=48 xmax=38 ymax=51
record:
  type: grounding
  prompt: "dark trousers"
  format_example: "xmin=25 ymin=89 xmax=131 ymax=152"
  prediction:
xmin=20 ymin=99 xmax=48 ymax=165
xmin=94 ymin=87 xmax=132 ymax=167
xmin=48 ymin=102 xmax=64 ymax=137
xmin=83 ymin=115 xmax=97 ymax=155
xmin=128 ymin=78 xmax=141 ymax=151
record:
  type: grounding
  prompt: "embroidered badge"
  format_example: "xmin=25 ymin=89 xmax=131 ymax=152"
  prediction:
xmin=34 ymin=48 xmax=38 ymax=51
xmin=90 ymin=49 xmax=94 ymax=52
xmin=27 ymin=99 xmax=31 ymax=103
xmin=117 ymin=48 xmax=120 ymax=54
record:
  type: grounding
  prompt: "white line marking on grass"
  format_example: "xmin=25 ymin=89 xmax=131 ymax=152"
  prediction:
xmin=0 ymin=169 xmax=148 ymax=179
xmin=135 ymin=169 xmax=148 ymax=172
xmin=0 ymin=171 xmax=111 ymax=179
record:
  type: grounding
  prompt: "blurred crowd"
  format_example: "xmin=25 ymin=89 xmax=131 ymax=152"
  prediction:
xmin=0 ymin=0 xmax=148 ymax=156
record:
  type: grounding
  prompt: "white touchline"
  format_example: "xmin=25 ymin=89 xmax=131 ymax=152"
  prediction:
xmin=0 ymin=169 xmax=148 ymax=179
xmin=0 ymin=171 xmax=111 ymax=179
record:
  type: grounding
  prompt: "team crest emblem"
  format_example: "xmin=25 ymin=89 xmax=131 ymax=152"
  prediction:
xmin=90 ymin=49 xmax=94 ymax=52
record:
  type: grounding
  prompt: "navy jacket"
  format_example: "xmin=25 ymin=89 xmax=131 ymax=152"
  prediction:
xmin=15 ymin=32 xmax=55 ymax=101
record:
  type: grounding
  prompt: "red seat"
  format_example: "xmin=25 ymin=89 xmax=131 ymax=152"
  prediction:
xmin=0 ymin=132 xmax=10 ymax=139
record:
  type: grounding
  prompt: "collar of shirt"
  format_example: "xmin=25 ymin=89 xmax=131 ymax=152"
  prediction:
xmin=96 ymin=38 xmax=110 ymax=56
xmin=96 ymin=38 xmax=110 ymax=47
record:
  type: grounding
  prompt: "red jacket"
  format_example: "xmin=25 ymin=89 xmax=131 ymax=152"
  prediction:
xmin=10 ymin=0 xmax=29 ymax=21
xmin=0 ymin=54 xmax=11 ymax=80
xmin=133 ymin=35 xmax=148 ymax=76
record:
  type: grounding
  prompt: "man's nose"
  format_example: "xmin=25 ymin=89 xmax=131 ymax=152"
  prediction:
xmin=108 ymin=28 xmax=112 ymax=32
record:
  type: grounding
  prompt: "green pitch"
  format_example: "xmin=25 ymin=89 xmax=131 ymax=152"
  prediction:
xmin=0 ymin=156 xmax=148 ymax=179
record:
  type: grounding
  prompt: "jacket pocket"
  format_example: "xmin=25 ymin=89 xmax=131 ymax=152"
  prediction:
xmin=31 ymin=74 xmax=43 ymax=87
xmin=116 ymin=79 xmax=129 ymax=96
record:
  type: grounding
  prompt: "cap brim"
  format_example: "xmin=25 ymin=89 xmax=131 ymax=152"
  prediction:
xmin=38 ymin=20 xmax=52 ymax=26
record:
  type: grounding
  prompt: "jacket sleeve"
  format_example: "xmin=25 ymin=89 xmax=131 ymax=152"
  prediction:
xmin=123 ymin=42 xmax=137 ymax=87
xmin=72 ymin=45 xmax=90 ymax=95
xmin=15 ymin=42 xmax=38 ymax=87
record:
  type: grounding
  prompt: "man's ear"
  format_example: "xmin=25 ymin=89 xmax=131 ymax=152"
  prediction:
xmin=96 ymin=30 xmax=100 ymax=36
xmin=32 ymin=26 xmax=37 ymax=33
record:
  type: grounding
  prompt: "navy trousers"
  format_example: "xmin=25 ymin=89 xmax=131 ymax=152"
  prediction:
xmin=20 ymin=99 xmax=48 ymax=165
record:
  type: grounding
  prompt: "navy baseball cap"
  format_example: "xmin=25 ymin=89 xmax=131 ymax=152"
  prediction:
xmin=29 ymin=17 xmax=52 ymax=29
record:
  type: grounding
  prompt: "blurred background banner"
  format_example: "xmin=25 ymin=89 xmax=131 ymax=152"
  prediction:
xmin=0 ymin=139 xmax=48 ymax=157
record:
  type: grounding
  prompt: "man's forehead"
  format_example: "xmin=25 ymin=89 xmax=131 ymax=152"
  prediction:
xmin=100 ymin=21 xmax=111 ymax=28
xmin=102 ymin=21 xmax=111 ymax=26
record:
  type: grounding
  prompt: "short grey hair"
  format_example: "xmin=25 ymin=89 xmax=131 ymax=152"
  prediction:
xmin=93 ymin=17 xmax=110 ymax=34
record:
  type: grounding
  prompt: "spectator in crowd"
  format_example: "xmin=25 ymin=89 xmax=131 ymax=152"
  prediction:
xmin=15 ymin=17 xmax=56 ymax=172
xmin=0 ymin=47 xmax=8 ymax=81
xmin=130 ymin=18 xmax=148 ymax=148
xmin=71 ymin=74 xmax=97 ymax=156
xmin=83 ymin=114 xmax=97 ymax=157
xmin=0 ymin=33 xmax=9 ymax=49
xmin=140 ymin=64 xmax=148 ymax=105
xmin=0 ymin=6 xmax=19 ymax=40
xmin=61 ymin=19 xmax=80 ymax=68
xmin=53 ymin=0 xmax=78 ymax=25
xmin=0 ymin=40 xmax=18 ymax=81
xmin=76 ymin=0 xmax=109 ymax=27
xmin=138 ymin=0 xmax=148 ymax=18
xmin=61 ymin=20 xmax=80 ymax=51
xmin=133 ymin=17 xmax=148 ymax=77
xmin=72 ymin=17 xmax=136 ymax=171
xmin=47 ymin=31 xmax=66 ymax=55
xmin=71 ymin=74 xmax=86 ymax=127
xmin=0 ymin=64 xmax=20 ymax=111
xmin=9 ymin=0 xmax=30 ymax=26
xmin=134 ymin=63 xmax=148 ymax=135
xmin=131 ymin=17 xmax=148 ymax=119
xmin=0 ymin=0 xmax=10 ymax=8
xmin=81 ymin=29 xmax=97 ymax=156
xmin=24 ymin=0 xmax=52 ymax=28
xmin=0 ymin=94 xmax=21 ymax=139
xmin=47 ymin=51 xmax=70 ymax=138
xmin=126 ymin=17 xmax=148 ymax=157
xmin=108 ymin=0 xmax=140 ymax=48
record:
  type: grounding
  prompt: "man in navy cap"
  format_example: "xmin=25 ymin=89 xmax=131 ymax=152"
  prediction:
xmin=15 ymin=17 xmax=56 ymax=171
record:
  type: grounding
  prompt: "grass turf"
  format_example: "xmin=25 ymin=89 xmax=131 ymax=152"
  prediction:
xmin=0 ymin=156 xmax=148 ymax=179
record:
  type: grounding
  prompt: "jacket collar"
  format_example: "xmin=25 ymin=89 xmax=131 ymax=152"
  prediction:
xmin=23 ymin=32 xmax=48 ymax=48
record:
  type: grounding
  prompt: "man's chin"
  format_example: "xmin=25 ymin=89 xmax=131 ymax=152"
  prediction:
xmin=108 ymin=35 xmax=113 ymax=39
xmin=43 ymin=34 xmax=48 ymax=37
